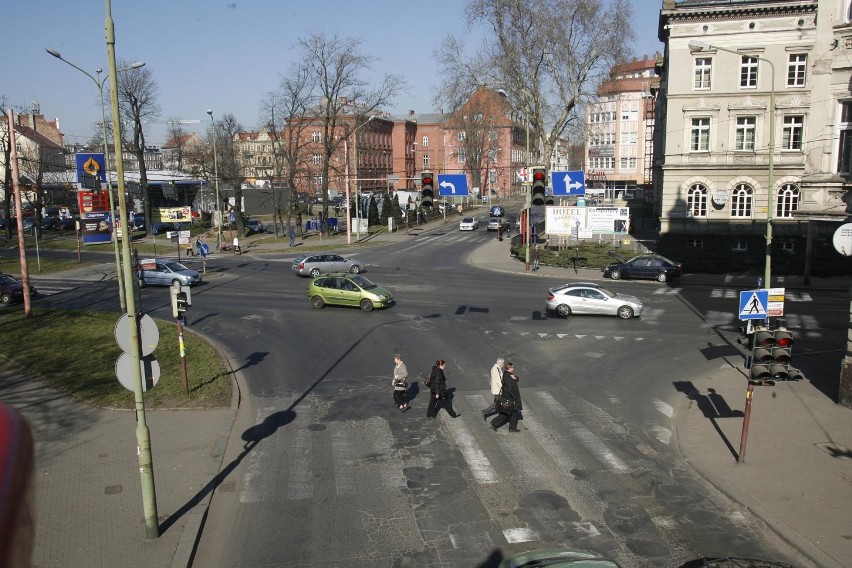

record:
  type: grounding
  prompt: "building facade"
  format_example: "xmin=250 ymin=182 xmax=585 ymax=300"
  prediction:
xmin=656 ymin=0 xmax=848 ymax=276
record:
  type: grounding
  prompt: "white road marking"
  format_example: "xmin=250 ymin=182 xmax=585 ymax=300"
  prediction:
xmin=331 ymin=425 xmax=358 ymax=495
xmin=287 ymin=427 xmax=314 ymax=500
xmin=650 ymin=426 xmax=672 ymax=445
xmin=503 ymin=527 xmax=537 ymax=543
xmin=652 ymin=399 xmax=674 ymax=418
xmin=441 ymin=409 xmax=498 ymax=484
xmin=571 ymin=521 xmax=601 ymax=537
xmin=533 ymin=392 xmax=630 ymax=472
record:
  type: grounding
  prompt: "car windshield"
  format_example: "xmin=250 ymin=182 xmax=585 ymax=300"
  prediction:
xmin=349 ymin=275 xmax=376 ymax=289
xmin=462 ymin=217 xmax=474 ymax=223
xmin=163 ymin=261 xmax=188 ymax=272
xmin=0 ymin=275 xmax=17 ymax=285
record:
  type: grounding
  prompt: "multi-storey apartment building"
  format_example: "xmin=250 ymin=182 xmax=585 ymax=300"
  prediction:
xmin=656 ymin=0 xmax=848 ymax=277
xmin=586 ymin=55 xmax=659 ymax=199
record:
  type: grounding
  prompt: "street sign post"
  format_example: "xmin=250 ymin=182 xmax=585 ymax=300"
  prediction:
xmin=552 ymin=170 xmax=586 ymax=195
xmin=437 ymin=174 xmax=469 ymax=196
xmin=739 ymin=290 xmax=769 ymax=320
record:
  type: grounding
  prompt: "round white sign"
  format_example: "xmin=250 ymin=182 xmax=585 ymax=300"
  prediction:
xmin=712 ymin=188 xmax=730 ymax=206
xmin=832 ymin=222 xmax=852 ymax=256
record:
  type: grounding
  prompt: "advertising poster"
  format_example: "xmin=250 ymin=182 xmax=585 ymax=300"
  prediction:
xmin=545 ymin=206 xmax=587 ymax=236
xmin=77 ymin=190 xmax=112 ymax=245
xmin=153 ymin=206 xmax=192 ymax=223
xmin=587 ymin=207 xmax=630 ymax=234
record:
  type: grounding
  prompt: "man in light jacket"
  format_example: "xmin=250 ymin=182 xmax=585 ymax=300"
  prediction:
xmin=481 ymin=358 xmax=505 ymax=421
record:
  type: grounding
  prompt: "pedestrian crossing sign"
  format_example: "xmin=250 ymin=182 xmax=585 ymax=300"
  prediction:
xmin=739 ymin=290 xmax=769 ymax=320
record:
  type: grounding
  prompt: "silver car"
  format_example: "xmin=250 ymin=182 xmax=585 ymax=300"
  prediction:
xmin=138 ymin=261 xmax=202 ymax=287
xmin=292 ymin=253 xmax=363 ymax=277
xmin=546 ymin=282 xmax=643 ymax=319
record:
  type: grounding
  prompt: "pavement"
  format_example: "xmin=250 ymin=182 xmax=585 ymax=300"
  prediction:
xmin=2 ymin=209 xmax=851 ymax=567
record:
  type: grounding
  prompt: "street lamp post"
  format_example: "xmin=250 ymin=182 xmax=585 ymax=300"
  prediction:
xmin=206 ymin=110 xmax=224 ymax=249
xmin=45 ymin=48 xmax=144 ymax=310
xmin=344 ymin=116 xmax=375 ymax=244
xmin=689 ymin=40 xmax=776 ymax=288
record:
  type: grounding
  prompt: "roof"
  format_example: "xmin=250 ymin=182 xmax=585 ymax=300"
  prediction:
xmin=13 ymin=124 xmax=63 ymax=149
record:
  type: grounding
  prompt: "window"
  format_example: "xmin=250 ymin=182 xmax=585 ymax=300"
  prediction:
xmin=422 ymin=155 xmax=430 ymax=167
xmin=421 ymin=136 xmax=429 ymax=147
xmin=489 ymin=170 xmax=497 ymax=184
xmin=740 ymin=56 xmax=758 ymax=88
xmin=781 ymin=115 xmax=804 ymax=150
xmin=457 ymin=148 xmax=466 ymax=162
xmin=311 ymin=131 xmax=321 ymax=143
xmin=732 ymin=241 xmax=748 ymax=252
xmin=787 ymin=54 xmax=807 ymax=87
xmin=694 ymin=57 xmax=712 ymax=90
xmin=620 ymin=132 xmax=637 ymax=145
xmin=730 ymin=183 xmax=753 ymax=218
xmin=687 ymin=183 xmax=708 ymax=217
xmin=312 ymin=154 xmax=322 ymax=165
xmin=457 ymin=131 xmax=466 ymax=142
xmin=735 ymin=116 xmax=756 ymax=151
xmin=690 ymin=118 xmax=710 ymax=151
xmin=687 ymin=238 xmax=704 ymax=248
xmin=839 ymin=102 xmax=852 ymax=174
xmin=776 ymin=183 xmax=800 ymax=218
xmin=620 ymin=110 xmax=638 ymax=121
xmin=779 ymin=240 xmax=795 ymax=253
xmin=619 ymin=156 xmax=637 ymax=169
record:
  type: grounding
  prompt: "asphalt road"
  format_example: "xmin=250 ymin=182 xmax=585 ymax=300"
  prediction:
xmin=29 ymin=231 xmax=843 ymax=567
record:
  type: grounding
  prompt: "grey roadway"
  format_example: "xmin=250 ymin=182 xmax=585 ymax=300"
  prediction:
xmin=3 ymin=214 xmax=850 ymax=567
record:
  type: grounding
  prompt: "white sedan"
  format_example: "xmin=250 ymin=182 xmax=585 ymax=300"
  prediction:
xmin=459 ymin=217 xmax=479 ymax=231
xmin=546 ymin=282 xmax=643 ymax=319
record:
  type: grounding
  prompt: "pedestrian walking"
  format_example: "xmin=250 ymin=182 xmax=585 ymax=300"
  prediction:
xmin=490 ymin=362 xmax=522 ymax=432
xmin=532 ymin=245 xmax=541 ymax=271
xmin=481 ymin=358 xmax=505 ymax=421
xmin=392 ymin=353 xmax=410 ymax=411
xmin=426 ymin=360 xmax=460 ymax=419
xmin=288 ymin=226 xmax=297 ymax=247
xmin=233 ymin=235 xmax=241 ymax=255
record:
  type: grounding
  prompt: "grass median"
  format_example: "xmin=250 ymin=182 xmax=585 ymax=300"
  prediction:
xmin=0 ymin=307 xmax=232 ymax=409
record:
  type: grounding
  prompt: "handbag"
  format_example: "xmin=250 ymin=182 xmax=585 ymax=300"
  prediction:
xmin=393 ymin=378 xmax=407 ymax=388
xmin=496 ymin=395 xmax=515 ymax=414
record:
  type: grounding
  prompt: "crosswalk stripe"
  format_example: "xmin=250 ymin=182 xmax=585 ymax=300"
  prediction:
xmin=532 ymin=392 xmax=630 ymax=472
xmin=510 ymin=403 xmax=579 ymax=473
xmin=331 ymin=425 xmax=359 ymax=496
xmin=441 ymin=402 xmax=498 ymax=484
xmin=287 ymin=427 xmax=314 ymax=500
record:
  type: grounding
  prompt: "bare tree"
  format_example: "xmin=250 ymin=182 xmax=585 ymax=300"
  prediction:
xmin=436 ymin=0 xmax=634 ymax=165
xmin=165 ymin=118 xmax=188 ymax=172
xmin=211 ymin=113 xmax=246 ymax=237
xmin=446 ymin=88 xmax=507 ymax=197
xmin=297 ymin=32 xmax=403 ymax=228
xmin=259 ymin=64 xmax=317 ymax=237
xmin=1 ymin=97 xmax=13 ymax=238
xmin=113 ymin=58 xmax=161 ymax=234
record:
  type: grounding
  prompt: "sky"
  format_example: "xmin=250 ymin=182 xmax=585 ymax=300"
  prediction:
xmin=4 ymin=0 xmax=663 ymax=147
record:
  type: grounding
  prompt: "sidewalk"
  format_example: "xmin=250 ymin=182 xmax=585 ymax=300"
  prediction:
xmin=6 ymin=210 xmax=851 ymax=567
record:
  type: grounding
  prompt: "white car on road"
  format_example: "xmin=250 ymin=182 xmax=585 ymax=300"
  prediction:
xmin=459 ymin=217 xmax=479 ymax=231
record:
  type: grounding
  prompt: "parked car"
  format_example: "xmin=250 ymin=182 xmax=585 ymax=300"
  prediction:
xmin=307 ymin=273 xmax=393 ymax=311
xmin=138 ymin=260 xmax=202 ymax=287
xmin=0 ymin=274 xmax=37 ymax=305
xmin=487 ymin=216 xmax=504 ymax=231
xmin=292 ymin=253 xmax=363 ymax=277
xmin=546 ymin=282 xmax=643 ymax=319
xmin=245 ymin=218 xmax=264 ymax=234
xmin=151 ymin=222 xmax=176 ymax=235
xmin=21 ymin=218 xmax=36 ymax=231
xmin=58 ymin=217 xmax=77 ymax=231
xmin=132 ymin=214 xmax=146 ymax=230
xmin=602 ymin=252 xmax=682 ymax=282
xmin=42 ymin=217 xmax=62 ymax=231
xmin=459 ymin=217 xmax=479 ymax=231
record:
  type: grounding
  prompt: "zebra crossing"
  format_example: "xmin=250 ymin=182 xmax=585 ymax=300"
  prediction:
xmin=238 ymin=388 xmax=661 ymax=505
xmin=29 ymin=277 xmax=109 ymax=297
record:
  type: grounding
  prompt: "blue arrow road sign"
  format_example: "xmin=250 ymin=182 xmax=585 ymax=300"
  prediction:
xmin=437 ymin=174 xmax=469 ymax=196
xmin=739 ymin=290 xmax=769 ymax=320
xmin=550 ymin=171 xmax=586 ymax=195
xmin=552 ymin=170 xmax=585 ymax=195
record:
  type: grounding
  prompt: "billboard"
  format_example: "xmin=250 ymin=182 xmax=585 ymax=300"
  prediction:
xmin=545 ymin=206 xmax=629 ymax=236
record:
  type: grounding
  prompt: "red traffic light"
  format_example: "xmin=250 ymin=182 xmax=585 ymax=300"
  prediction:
xmin=422 ymin=176 xmax=432 ymax=185
xmin=533 ymin=171 xmax=545 ymax=181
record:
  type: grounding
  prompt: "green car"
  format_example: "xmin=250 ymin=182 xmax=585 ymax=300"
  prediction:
xmin=307 ymin=273 xmax=393 ymax=311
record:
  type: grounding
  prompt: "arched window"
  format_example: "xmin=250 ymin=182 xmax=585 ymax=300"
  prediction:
xmin=730 ymin=183 xmax=753 ymax=218
xmin=687 ymin=183 xmax=708 ymax=217
xmin=776 ymin=183 xmax=800 ymax=218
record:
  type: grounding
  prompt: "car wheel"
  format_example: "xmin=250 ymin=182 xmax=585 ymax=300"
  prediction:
xmin=617 ymin=306 xmax=634 ymax=319
xmin=556 ymin=304 xmax=571 ymax=317
xmin=609 ymin=269 xmax=622 ymax=280
xmin=349 ymin=265 xmax=361 ymax=274
xmin=0 ymin=294 xmax=10 ymax=305
xmin=311 ymin=295 xmax=325 ymax=309
xmin=655 ymin=272 xmax=668 ymax=283
xmin=309 ymin=268 xmax=321 ymax=277
xmin=359 ymin=299 xmax=374 ymax=311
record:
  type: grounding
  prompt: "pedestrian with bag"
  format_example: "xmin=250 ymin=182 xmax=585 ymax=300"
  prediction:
xmin=426 ymin=360 xmax=460 ymax=419
xmin=490 ymin=362 xmax=522 ymax=432
xmin=481 ymin=358 xmax=505 ymax=421
xmin=288 ymin=226 xmax=297 ymax=247
xmin=532 ymin=245 xmax=541 ymax=271
xmin=233 ymin=235 xmax=241 ymax=255
xmin=392 ymin=353 xmax=410 ymax=412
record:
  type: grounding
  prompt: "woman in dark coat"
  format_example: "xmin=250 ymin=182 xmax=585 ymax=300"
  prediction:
xmin=426 ymin=360 xmax=460 ymax=419
xmin=490 ymin=361 xmax=522 ymax=432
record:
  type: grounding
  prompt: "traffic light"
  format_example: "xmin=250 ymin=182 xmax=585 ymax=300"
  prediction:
xmin=545 ymin=193 xmax=554 ymax=206
xmin=748 ymin=326 xmax=774 ymax=381
xmin=749 ymin=326 xmax=799 ymax=381
xmin=421 ymin=171 xmax=434 ymax=208
xmin=531 ymin=166 xmax=546 ymax=206
xmin=770 ymin=328 xmax=794 ymax=380
xmin=170 ymin=284 xmax=192 ymax=318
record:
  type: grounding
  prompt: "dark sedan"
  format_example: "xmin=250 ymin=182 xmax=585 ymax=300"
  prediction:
xmin=0 ymin=274 xmax=36 ymax=305
xmin=602 ymin=252 xmax=682 ymax=282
